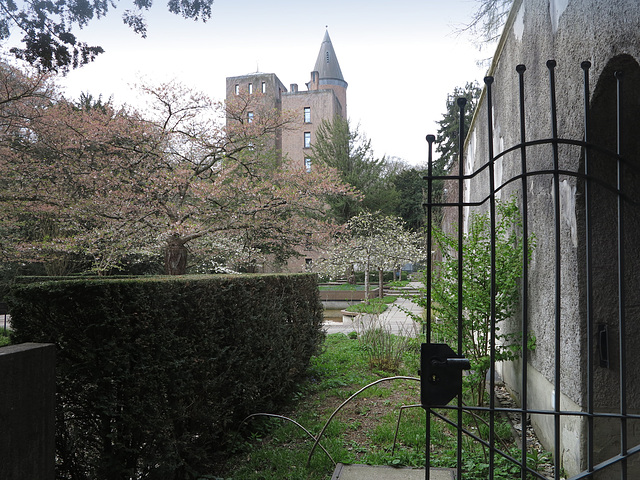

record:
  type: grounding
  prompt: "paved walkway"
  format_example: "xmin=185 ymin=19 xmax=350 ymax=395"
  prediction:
xmin=323 ymin=284 xmax=424 ymax=336
xmin=331 ymin=464 xmax=455 ymax=480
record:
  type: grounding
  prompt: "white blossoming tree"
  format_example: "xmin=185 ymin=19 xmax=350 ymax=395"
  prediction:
xmin=317 ymin=212 xmax=427 ymax=301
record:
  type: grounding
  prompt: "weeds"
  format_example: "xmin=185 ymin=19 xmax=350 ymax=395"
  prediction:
xmin=214 ymin=334 xmax=551 ymax=480
xmin=356 ymin=310 xmax=418 ymax=373
xmin=359 ymin=327 xmax=411 ymax=373
xmin=345 ymin=295 xmax=397 ymax=314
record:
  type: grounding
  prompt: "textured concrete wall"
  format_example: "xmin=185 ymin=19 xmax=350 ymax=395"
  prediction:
xmin=465 ymin=0 xmax=640 ymax=475
xmin=0 ymin=343 xmax=55 ymax=480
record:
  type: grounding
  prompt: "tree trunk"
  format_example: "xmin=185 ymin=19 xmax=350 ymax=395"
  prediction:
xmin=165 ymin=237 xmax=188 ymax=275
xmin=364 ymin=258 xmax=370 ymax=302
xmin=347 ymin=264 xmax=355 ymax=284
xmin=378 ymin=269 xmax=384 ymax=298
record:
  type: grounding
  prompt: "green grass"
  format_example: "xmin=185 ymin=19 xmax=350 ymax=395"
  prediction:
xmin=0 ymin=329 xmax=10 ymax=347
xmin=210 ymin=334 xmax=551 ymax=480
xmin=214 ymin=335 xmax=378 ymax=479
xmin=345 ymin=296 xmax=397 ymax=314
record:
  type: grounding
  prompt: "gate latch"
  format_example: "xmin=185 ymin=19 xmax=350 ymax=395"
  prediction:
xmin=420 ymin=343 xmax=471 ymax=407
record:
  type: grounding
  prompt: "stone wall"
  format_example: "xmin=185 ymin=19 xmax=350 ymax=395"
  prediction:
xmin=463 ymin=0 xmax=640 ymax=475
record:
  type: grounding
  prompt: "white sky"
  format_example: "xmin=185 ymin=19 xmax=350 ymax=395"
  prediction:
xmin=49 ymin=0 xmax=493 ymax=166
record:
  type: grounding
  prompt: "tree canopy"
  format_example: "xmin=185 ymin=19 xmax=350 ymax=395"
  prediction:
xmin=0 ymin=62 xmax=353 ymax=275
xmin=0 ymin=0 xmax=214 ymax=71
xmin=317 ymin=211 xmax=426 ymax=300
xmin=311 ymin=116 xmax=398 ymax=223
xmin=435 ymin=81 xmax=482 ymax=176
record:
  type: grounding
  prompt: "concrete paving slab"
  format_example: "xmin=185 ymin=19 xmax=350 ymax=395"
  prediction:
xmin=331 ymin=464 xmax=455 ymax=480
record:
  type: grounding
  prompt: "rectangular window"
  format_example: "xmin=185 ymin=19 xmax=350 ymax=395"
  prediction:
xmin=304 ymin=107 xmax=311 ymax=123
xmin=305 ymin=158 xmax=311 ymax=172
xmin=248 ymin=83 xmax=253 ymax=94
xmin=234 ymin=84 xmax=239 ymax=95
xmin=304 ymin=132 xmax=311 ymax=149
xmin=247 ymin=111 xmax=254 ymax=123
xmin=261 ymin=82 xmax=266 ymax=93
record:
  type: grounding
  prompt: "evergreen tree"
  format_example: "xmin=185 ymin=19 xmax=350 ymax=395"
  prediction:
xmin=435 ymin=81 xmax=482 ymax=176
xmin=391 ymin=167 xmax=428 ymax=233
xmin=311 ymin=116 xmax=397 ymax=223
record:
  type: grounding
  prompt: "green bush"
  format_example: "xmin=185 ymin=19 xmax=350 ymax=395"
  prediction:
xmin=426 ymin=197 xmax=535 ymax=407
xmin=8 ymin=274 xmax=324 ymax=480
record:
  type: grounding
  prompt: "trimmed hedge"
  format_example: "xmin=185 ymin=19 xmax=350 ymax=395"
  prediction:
xmin=8 ymin=274 xmax=324 ymax=480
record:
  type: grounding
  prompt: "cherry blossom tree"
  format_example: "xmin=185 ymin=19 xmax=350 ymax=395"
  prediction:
xmin=317 ymin=212 xmax=427 ymax=301
xmin=0 ymin=66 xmax=354 ymax=275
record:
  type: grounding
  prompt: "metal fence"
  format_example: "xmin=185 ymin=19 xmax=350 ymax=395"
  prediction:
xmin=421 ymin=59 xmax=640 ymax=479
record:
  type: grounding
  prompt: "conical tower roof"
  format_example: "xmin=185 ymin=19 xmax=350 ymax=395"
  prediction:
xmin=313 ymin=30 xmax=347 ymax=88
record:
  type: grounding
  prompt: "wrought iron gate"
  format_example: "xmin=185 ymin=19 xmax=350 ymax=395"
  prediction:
xmin=421 ymin=59 xmax=640 ymax=479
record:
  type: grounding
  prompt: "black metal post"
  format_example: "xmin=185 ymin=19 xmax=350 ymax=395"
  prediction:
xmin=425 ymin=133 xmax=436 ymax=480
xmin=614 ymin=70 xmax=628 ymax=480
xmin=581 ymin=59 xmax=595 ymax=477
xmin=546 ymin=59 xmax=563 ymax=480
xmin=456 ymin=97 xmax=466 ymax=480
xmin=516 ymin=63 xmax=531 ymax=479
xmin=485 ymin=74 xmax=497 ymax=480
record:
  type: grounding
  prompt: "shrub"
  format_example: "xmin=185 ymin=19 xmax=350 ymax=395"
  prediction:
xmin=8 ymin=274 xmax=324 ymax=480
xmin=0 ymin=330 xmax=10 ymax=347
xmin=425 ymin=197 xmax=535 ymax=406
xmin=357 ymin=314 xmax=416 ymax=373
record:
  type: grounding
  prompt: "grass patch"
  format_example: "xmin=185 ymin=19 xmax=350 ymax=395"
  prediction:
xmin=345 ymin=296 xmax=397 ymax=314
xmin=0 ymin=329 xmax=10 ymax=347
xmin=210 ymin=334 xmax=551 ymax=480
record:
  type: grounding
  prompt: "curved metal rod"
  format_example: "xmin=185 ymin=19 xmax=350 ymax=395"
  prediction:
xmin=392 ymin=404 xmax=422 ymax=455
xmin=241 ymin=413 xmax=337 ymax=467
xmin=306 ymin=376 xmax=420 ymax=467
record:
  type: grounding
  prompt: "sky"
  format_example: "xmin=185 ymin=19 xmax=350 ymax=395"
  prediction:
xmin=48 ymin=0 xmax=493 ymax=166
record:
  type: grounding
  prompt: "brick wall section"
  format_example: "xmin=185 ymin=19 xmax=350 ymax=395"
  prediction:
xmin=281 ymin=89 xmax=341 ymax=169
xmin=0 ymin=343 xmax=55 ymax=480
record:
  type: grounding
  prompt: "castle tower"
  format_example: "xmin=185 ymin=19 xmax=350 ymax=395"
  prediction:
xmin=225 ymin=30 xmax=348 ymax=172
xmin=307 ymin=30 xmax=348 ymax=118
xmin=280 ymin=30 xmax=348 ymax=173
xmin=224 ymin=30 xmax=348 ymax=272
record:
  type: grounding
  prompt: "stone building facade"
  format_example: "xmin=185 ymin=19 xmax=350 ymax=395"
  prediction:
xmin=457 ymin=0 xmax=640 ymax=476
xmin=225 ymin=31 xmax=347 ymax=272
xmin=226 ymin=30 xmax=347 ymax=174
